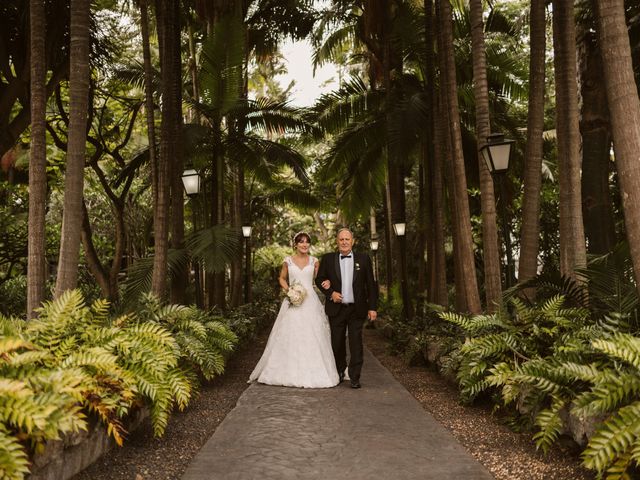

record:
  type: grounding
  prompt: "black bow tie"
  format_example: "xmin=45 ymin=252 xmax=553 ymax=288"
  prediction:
xmin=340 ymin=254 xmax=352 ymax=259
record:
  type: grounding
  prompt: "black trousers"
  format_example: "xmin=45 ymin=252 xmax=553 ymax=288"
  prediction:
xmin=328 ymin=304 xmax=365 ymax=381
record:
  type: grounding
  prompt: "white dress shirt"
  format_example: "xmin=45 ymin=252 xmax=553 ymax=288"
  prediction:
xmin=340 ymin=251 xmax=354 ymax=303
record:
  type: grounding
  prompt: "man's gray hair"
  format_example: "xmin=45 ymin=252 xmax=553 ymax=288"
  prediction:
xmin=336 ymin=227 xmax=354 ymax=237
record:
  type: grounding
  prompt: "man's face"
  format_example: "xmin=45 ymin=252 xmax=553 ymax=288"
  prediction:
xmin=337 ymin=230 xmax=354 ymax=255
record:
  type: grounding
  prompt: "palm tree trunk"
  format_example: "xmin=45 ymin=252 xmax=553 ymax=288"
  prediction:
xmin=210 ymin=142 xmax=226 ymax=309
xmin=518 ymin=0 xmax=546 ymax=299
xmin=595 ymin=0 xmax=640 ymax=297
xmin=54 ymin=0 xmax=91 ymax=297
xmin=169 ymin=8 xmax=186 ymax=305
xmin=28 ymin=0 xmax=47 ymax=317
xmin=383 ymin=181 xmax=394 ymax=295
xmin=425 ymin=0 xmax=447 ymax=307
xmin=188 ymin=23 xmax=201 ymax=124
xmin=383 ymin=0 xmax=411 ymax=319
xmin=552 ymin=0 xmax=587 ymax=280
xmin=139 ymin=0 xmax=158 ymax=212
xmin=469 ymin=0 xmax=501 ymax=312
xmin=417 ymin=145 xmax=427 ymax=297
xmin=438 ymin=0 xmax=481 ymax=314
xmin=151 ymin=0 xmax=177 ymax=299
xmin=578 ymin=27 xmax=615 ymax=255
xmin=230 ymin=164 xmax=244 ymax=307
xmin=431 ymin=96 xmax=449 ymax=307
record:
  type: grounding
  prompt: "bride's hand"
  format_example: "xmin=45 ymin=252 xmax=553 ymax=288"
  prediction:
xmin=321 ymin=280 xmax=331 ymax=289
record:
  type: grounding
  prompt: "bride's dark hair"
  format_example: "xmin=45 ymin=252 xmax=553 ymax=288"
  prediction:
xmin=293 ymin=231 xmax=311 ymax=246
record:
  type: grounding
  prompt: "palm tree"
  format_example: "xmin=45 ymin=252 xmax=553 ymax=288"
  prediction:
xmin=469 ymin=0 xmax=500 ymax=311
xmin=552 ymin=0 xmax=587 ymax=281
xmin=138 ymin=0 xmax=158 ymax=234
xmin=439 ymin=0 xmax=481 ymax=314
xmin=169 ymin=3 xmax=185 ymax=305
xmin=151 ymin=0 xmax=180 ymax=299
xmin=577 ymin=10 xmax=615 ymax=255
xmin=54 ymin=0 xmax=91 ymax=297
xmin=595 ymin=0 xmax=640 ymax=298
xmin=423 ymin=0 xmax=447 ymax=307
xmin=518 ymin=0 xmax=546 ymax=299
xmin=27 ymin=0 xmax=47 ymax=318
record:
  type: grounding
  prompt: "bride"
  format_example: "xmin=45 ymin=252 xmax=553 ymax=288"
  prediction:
xmin=249 ymin=232 xmax=340 ymax=388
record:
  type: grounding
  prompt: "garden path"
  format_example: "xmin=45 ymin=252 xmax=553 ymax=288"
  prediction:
xmin=181 ymin=348 xmax=494 ymax=480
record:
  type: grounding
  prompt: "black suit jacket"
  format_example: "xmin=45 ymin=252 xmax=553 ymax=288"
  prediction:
xmin=315 ymin=251 xmax=378 ymax=318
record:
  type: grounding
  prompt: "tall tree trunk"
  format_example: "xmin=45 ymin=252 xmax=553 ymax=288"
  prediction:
xmin=151 ymin=0 xmax=177 ymax=299
xmin=187 ymin=23 xmax=201 ymax=124
xmin=382 ymin=0 xmax=411 ymax=319
xmin=431 ymin=96 xmax=449 ymax=307
xmin=469 ymin=0 xmax=501 ymax=311
xmin=578 ymin=27 xmax=615 ymax=255
xmin=28 ymin=0 xmax=47 ymax=317
xmin=383 ymin=180 xmax=394 ymax=295
xmin=230 ymin=164 xmax=244 ymax=307
xmin=139 ymin=0 xmax=158 ymax=212
xmin=518 ymin=0 xmax=546 ymax=299
xmin=54 ymin=0 xmax=91 ymax=297
xmin=595 ymin=0 xmax=640 ymax=297
xmin=436 ymin=0 xmax=463 ymax=311
xmin=438 ymin=0 xmax=481 ymax=313
xmin=209 ymin=143 xmax=226 ymax=309
xmin=425 ymin=0 xmax=447 ymax=307
xmin=169 ymin=7 xmax=185 ymax=305
xmin=552 ymin=0 xmax=587 ymax=280
xmin=417 ymin=145 xmax=427 ymax=297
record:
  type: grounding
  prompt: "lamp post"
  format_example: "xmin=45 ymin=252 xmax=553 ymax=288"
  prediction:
xmin=181 ymin=168 xmax=202 ymax=307
xmin=393 ymin=222 xmax=412 ymax=321
xmin=370 ymin=237 xmax=379 ymax=284
xmin=480 ymin=133 xmax=515 ymax=288
xmin=242 ymin=225 xmax=252 ymax=303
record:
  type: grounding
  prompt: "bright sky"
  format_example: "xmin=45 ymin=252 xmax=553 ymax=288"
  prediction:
xmin=278 ymin=39 xmax=339 ymax=106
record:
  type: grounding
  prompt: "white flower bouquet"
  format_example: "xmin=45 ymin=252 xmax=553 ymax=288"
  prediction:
xmin=287 ymin=280 xmax=307 ymax=306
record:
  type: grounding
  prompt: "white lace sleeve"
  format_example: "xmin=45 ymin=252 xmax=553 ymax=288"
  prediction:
xmin=283 ymin=256 xmax=291 ymax=266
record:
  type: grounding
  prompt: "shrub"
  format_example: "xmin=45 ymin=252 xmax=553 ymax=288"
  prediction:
xmin=0 ymin=290 xmax=241 ymax=479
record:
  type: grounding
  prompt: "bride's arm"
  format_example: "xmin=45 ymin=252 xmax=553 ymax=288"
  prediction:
xmin=278 ymin=262 xmax=289 ymax=292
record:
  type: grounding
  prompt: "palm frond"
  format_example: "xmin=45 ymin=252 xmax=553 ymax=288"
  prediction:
xmin=186 ymin=225 xmax=239 ymax=275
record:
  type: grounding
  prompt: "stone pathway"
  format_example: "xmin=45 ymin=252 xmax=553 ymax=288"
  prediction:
xmin=181 ymin=348 xmax=494 ymax=480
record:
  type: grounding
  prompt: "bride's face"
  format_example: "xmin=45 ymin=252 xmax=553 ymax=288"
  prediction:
xmin=295 ymin=238 xmax=310 ymax=254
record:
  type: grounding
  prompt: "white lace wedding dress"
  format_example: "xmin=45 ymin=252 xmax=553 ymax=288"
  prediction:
xmin=249 ymin=256 xmax=339 ymax=388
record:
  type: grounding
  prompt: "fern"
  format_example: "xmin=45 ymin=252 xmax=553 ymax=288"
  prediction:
xmin=0 ymin=424 xmax=29 ymax=479
xmin=582 ymin=401 xmax=640 ymax=475
xmin=533 ymin=396 xmax=566 ymax=453
xmin=592 ymin=334 xmax=640 ymax=370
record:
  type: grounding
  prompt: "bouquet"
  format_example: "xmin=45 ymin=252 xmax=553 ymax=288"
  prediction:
xmin=287 ymin=280 xmax=307 ymax=306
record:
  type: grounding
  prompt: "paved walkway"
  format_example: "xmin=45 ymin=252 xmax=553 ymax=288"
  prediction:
xmin=181 ymin=348 xmax=494 ymax=480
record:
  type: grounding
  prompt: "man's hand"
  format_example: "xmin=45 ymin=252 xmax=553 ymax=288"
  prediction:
xmin=368 ymin=310 xmax=377 ymax=321
xmin=321 ymin=280 xmax=331 ymax=290
xmin=331 ymin=291 xmax=343 ymax=303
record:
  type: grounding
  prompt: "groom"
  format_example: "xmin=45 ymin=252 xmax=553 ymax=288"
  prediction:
xmin=316 ymin=228 xmax=378 ymax=389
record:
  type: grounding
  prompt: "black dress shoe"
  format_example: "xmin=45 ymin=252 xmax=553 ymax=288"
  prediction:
xmin=350 ymin=380 xmax=361 ymax=389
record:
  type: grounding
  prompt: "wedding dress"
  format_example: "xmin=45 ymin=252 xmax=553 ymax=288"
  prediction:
xmin=249 ymin=255 xmax=340 ymax=388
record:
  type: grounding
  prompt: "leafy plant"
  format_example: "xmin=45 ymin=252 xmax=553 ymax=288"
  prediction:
xmin=440 ymin=295 xmax=591 ymax=403
xmin=135 ymin=294 xmax=238 ymax=381
xmin=0 ymin=289 xmax=252 ymax=479
xmin=0 ymin=321 xmax=87 ymax=479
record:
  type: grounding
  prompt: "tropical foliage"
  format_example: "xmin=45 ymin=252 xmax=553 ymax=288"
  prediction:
xmin=0 ymin=289 xmax=274 ymax=479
